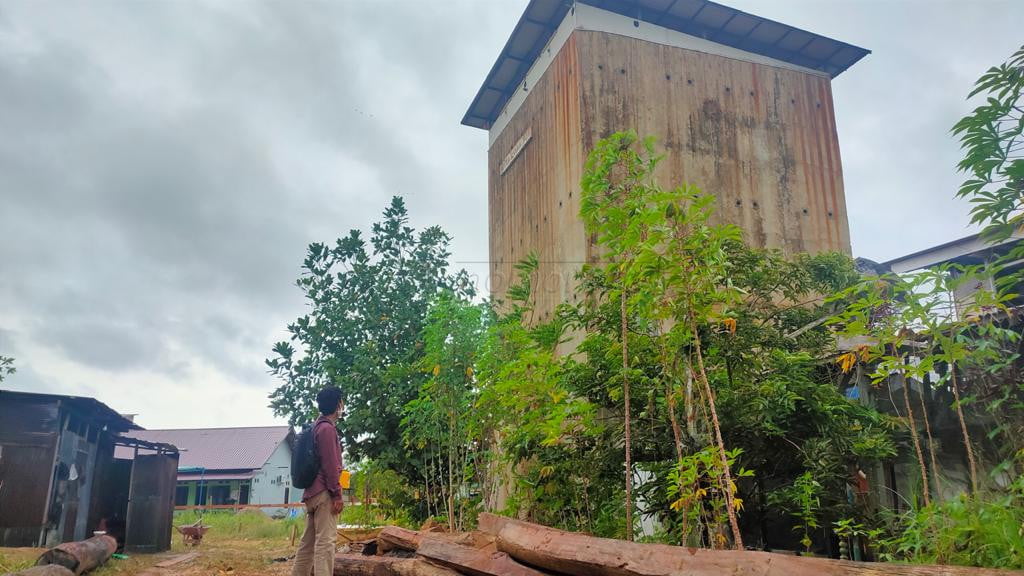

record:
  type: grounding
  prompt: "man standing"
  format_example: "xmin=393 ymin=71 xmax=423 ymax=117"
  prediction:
xmin=293 ymin=387 xmax=344 ymax=576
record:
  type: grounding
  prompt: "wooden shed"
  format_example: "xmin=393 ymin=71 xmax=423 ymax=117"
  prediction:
xmin=0 ymin=390 xmax=179 ymax=552
xmin=464 ymin=0 xmax=870 ymax=320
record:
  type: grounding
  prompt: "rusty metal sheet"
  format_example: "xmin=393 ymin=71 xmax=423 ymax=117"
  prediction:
xmin=0 ymin=393 xmax=60 ymax=445
xmin=0 ymin=395 xmax=60 ymax=547
xmin=124 ymin=452 xmax=179 ymax=553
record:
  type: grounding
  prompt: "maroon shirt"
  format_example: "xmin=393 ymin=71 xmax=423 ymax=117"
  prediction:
xmin=302 ymin=416 xmax=343 ymax=502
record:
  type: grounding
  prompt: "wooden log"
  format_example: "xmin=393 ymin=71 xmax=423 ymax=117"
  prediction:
xmin=416 ymin=538 xmax=549 ymax=576
xmin=333 ymin=554 xmax=460 ymax=576
xmin=476 ymin=514 xmax=513 ymax=537
xmin=392 ymin=558 xmax=464 ymax=576
xmin=378 ymin=526 xmax=424 ymax=553
xmin=335 ymin=555 xmax=405 ymax=576
xmin=377 ymin=527 xmax=495 ymax=556
xmin=2 ymin=566 xmax=75 ymax=576
xmin=35 ymin=535 xmax=117 ymax=576
xmin=479 ymin=513 xmax=1023 ymax=576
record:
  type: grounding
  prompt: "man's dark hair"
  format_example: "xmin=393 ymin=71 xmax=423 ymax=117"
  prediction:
xmin=316 ymin=387 xmax=343 ymax=416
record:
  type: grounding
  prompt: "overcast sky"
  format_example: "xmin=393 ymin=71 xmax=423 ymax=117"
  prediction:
xmin=1 ymin=0 xmax=1021 ymax=429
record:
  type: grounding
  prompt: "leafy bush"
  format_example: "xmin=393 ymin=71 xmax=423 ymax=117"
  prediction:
xmin=876 ymin=492 xmax=1024 ymax=569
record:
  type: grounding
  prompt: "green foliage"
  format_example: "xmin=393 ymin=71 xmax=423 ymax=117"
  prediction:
xmin=347 ymin=459 xmax=418 ymax=528
xmin=874 ymin=492 xmax=1024 ymax=569
xmin=0 ymin=355 xmax=14 ymax=383
xmin=267 ymin=197 xmax=473 ymax=479
xmin=777 ymin=471 xmax=822 ymax=552
xmin=953 ymin=44 xmax=1024 ymax=242
xmin=402 ymin=292 xmax=488 ymax=530
xmin=666 ymin=447 xmax=753 ymax=548
xmin=569 ymin=132 xmax=891 ymax=549
xmin=475 ymin=256 xmax=603 ymax=530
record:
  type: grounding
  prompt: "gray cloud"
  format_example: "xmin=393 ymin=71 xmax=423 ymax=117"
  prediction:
xmin=0 ymin=0 xmax=1020 ymax=426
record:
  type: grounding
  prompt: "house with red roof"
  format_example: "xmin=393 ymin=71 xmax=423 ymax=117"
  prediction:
xmin=118 ymin=426 xmax=301 ymax=515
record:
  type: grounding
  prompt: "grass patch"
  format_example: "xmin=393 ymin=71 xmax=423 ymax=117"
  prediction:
xmin=173 ymin=510 xmax=306 ymax=542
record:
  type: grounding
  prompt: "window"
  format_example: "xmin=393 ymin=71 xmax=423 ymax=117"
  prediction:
xmin=194 ymin=484 xmax=208 ymax=506
xmin=175 ymin=486 xmax=189 ymax=506
xmin=210 ymin=485 xmax=231 ymax=505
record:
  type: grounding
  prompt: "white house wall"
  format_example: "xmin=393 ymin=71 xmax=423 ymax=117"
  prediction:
xmin=251 ymin=439 xmax=302 ymax=516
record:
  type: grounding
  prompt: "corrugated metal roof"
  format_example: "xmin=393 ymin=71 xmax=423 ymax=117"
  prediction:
xmin=462 ymin=0 xmax=870 ymax=129
xmin=0 ymin=389 xmax=141 ymax=432
xmin=883 ymin=232 xmax=1024 ymax=274
xmin=178 ymin=471 xmax=256 ymax=481
xmin=117 ymin=426 xmax=292 ymax=472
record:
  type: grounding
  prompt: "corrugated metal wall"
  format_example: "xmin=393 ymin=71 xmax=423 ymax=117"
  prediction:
xmin=0 ymin=396 xmax=60 ymax=547
xmin=487 ymin=29 xmax=852 ymax=320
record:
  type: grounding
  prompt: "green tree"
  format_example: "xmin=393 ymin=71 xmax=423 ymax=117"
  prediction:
xmin=579 ymin=132 xmax=746 ymax=547
xmin=266 ymin=197 xmax=473 ymax=479
xmin=953 ymin=44 xmax=1024 ymax=242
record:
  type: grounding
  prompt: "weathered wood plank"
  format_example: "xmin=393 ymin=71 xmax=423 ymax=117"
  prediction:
xmin=416 ymin=538 xmax=549 ymax=576
xmin=377 ymin=526 xmax=423 ymax=553
xmin=481 ymin=513 xmax=1022 ymax=576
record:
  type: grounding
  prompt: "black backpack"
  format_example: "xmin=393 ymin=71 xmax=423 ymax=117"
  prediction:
xmin=292 ymin=420 xmax=329 ymax=489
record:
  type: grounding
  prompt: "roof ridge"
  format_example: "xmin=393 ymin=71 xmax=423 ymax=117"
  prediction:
xmin=139 ymin=425 xmax=292 ymax=431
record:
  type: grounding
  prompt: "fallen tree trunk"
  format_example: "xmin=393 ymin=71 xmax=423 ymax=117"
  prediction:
xmin=377 ymin=527 xmax=497 ymax=556
xmin=416 ymin=538 xmax=549 ymax=576
xmin=35 ymin=535 xmax=117 ymax=576
xmin=378 ymin=526 xmax=424 ymax=554
xmin=2 ymin=566 xmax=75 ymax=576
xmin=334 ymin=554 xmax=460 ymax=576
xmin=479 ymin=513 xmax=1022 ymax=576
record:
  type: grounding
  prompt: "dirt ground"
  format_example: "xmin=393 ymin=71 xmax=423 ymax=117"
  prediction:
xmin=0 ymin=531 xmax=300 ymax=576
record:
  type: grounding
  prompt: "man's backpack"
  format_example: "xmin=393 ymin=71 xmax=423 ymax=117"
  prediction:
xmin=292 ymin=420 xmax=328 ymax=489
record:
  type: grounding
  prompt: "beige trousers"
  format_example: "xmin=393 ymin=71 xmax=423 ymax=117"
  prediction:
xmin=292 ymin=490 xmax=337 ymax=576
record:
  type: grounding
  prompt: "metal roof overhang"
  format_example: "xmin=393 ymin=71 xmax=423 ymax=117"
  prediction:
xmin=884 ymin=232 xmax=1024 ymax=274
xmin=177 ymin=471 xmax=256 ymax=481
xmin=462 ymin=0 xmax=870 ymax=130
xmin=0 ymin=389 xmax=142 ymax=432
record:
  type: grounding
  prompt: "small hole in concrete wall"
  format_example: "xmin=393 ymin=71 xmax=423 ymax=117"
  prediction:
xmin=735 ymin=200 xmax=742 ymax=206
xmin=828 ymin=211 xmax=834 ymax=218
xmin=790 ymin=98 xmax=796 ymax=104
xmin=619 ymin=68 xmax=626 ymax=74
xmin=559 ymin=201 xmax=563 ymax=207
xmin=816 ymin=102 xmax=821 ymax=108
xmin=725 ymin=86 xmax=731 ymax=92
xmin=687 ymin=79 xmax=694 ymax=85
xmin=598 ymin=64 xmax=603 ymax=70
xmin=802 ymin=208 xmax=809 ymax=214
xmin=569 ymin=191 xmax=573 ymax=197
xmin=752 ymin=201 xmax=759 ymax=208
xmin=665 ymin=74 xmax=671 ymax=80
xmin=749 ymin=90 xmax=755 ymax=96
